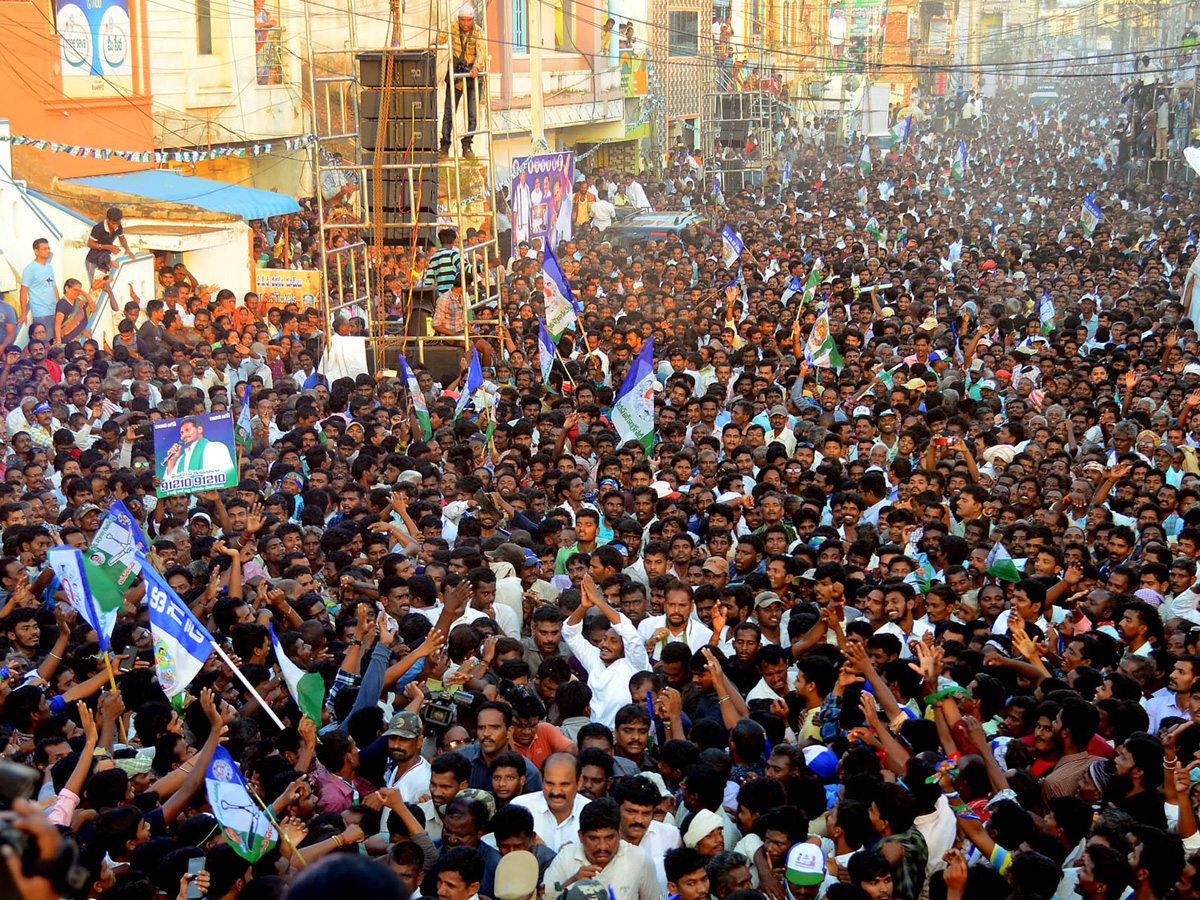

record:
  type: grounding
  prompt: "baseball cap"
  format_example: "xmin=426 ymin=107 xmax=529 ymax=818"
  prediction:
xmin=1185 ymin=363 xmax=1200 ymax=377
xmin=456 ymin=788 xmax=496 ymax=819
xmin=878 ymin=408 xmax=897 ymax=418
xmin=755 ymin=591 xmax=784 ymax=608
xmin=903 ymin=378 xmax=927 ymax=391
xmin=73 ymin=503 xmax=102 ymax=521
xmin=701 ymin=557 xmax=729 ymax=576
xmin=485 ymin=542 xmax=526 ymax=572
xmin=383 ymin=710 xmax=422 ymax=740
xmin=523 ymin=550 xmax=540 ymax=569
xmin=852 ymin=405 xmax=872 ymax=418
xmin=770 ymin=404 xmax=789 ymax=418
xmin=786 ymin=842 xmax=827 ymax=887
xmin=563 ymin=881 xmax=611 ymax=900
xmin=980 ymin=379 xmax=997 ymax=391
xmin=188 ymin=509 xmax=212 ymax=523
xmin=927 ymin=349 xmax=948 ymax=363
xmin=494 ymin=851 xmax=539 ymax=900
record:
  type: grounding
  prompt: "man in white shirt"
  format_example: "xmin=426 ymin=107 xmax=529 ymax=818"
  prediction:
xmin=591 ymin=190 xmax=617 ymax=231
xmin=510 ymin=753 xmax=589 ymax=853
xmin=381 ymin=710 xmax=430 ymax=833
xmin=614 ymin=775 xmax=682 ymax=893
xmin=562 ymin=575 xmax=651 ymax=727
xmin=638 ymin=580 xmax=713 ymax=663
xmin=541 ymin=798 xmax=661 ymax=900
xmin=873 ymin=581 xmax=933 ymax=658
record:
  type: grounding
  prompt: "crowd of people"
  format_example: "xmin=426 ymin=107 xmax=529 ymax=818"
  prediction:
xmin=6 ymin=68 xmax=1200 ymax=900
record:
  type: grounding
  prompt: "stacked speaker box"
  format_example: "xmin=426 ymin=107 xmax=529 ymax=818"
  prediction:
xmin=358 ymin=50 xmax=439 ymax=245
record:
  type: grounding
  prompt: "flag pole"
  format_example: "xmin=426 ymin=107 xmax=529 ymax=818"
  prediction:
xmin=209 ymin=641 xmax=286 ymax=730
xmin=102 ymin=652 xmax=129 ymax=743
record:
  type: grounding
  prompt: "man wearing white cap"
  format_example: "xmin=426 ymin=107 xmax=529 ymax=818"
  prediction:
xmin=442 ymin=4 xmax=487 ymax=158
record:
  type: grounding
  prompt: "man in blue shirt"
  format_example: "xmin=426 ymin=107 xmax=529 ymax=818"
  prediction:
xmin=19 ymin=238 xmax=58 ymax=342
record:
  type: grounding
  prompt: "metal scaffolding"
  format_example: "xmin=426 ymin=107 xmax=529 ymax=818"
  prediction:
xmin=303 ymin=0 xmax=501 ymax=377
xmin=701 ymin=88 xmax=779 ymax=190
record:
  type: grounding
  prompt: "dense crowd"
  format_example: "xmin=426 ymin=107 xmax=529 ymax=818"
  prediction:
xmin=4 ymin=69 xmax=1200 ymax=900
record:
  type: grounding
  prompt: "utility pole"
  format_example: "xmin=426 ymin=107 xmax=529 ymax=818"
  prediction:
xmin=530 ymin=0 xmax=545 ymax=144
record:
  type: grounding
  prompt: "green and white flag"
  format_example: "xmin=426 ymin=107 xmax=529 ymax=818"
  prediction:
xmin=206 ymin=746 xmax=278 ymax=862
xmin=804 ymin=308 xmax=845 ymax=371
xmin=271 ymin=625 xmax=324 ymax=726
xmin=985 ymin=542 xmax=1022 ymax=583
xmin=952 ymin=140 xmax=967 ymax=181
xmin=800 ymin=266 xmax=822 ymax=306
xmin=859 ymin=142 xmax=873 ymax=176
xmin=399 ymin=353 xmax=432 ymax=439
xmin=611 ymin=338 xmax=656 ymax=453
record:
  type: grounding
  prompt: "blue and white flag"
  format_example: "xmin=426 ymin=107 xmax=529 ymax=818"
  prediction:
xmin=398 ymin=353 xmax=432 ymax=439
xmin=721 ymin=226 xmax=744 ymax=268
xmin=780 ymin=275 xmax=804 ymax=305
xmin=952 ymin=140 xmax=967 ymax=181
xmin=611 ymin=338 xmax=656 ymax=453
xmin=49 ymin=546 xmax=117 ymax=652
xmin=454 ymin=349 xmax=484 ymax=420
xmin=235 ymin=387 xmax=253 ymax=453
xmin=889 ymin=115 xmax=912 ymax=145
xmin=143 ymin=556 xmax=214 ymax=699
xmin=542 ymin=248 xmax=578 ymax=340
xmin=206 ymin=746 xmax=278 ymax=862
xmin=1039 ymin=290 xmax=1056 ymax=335
xmin=1080 ymin=192 xmax=1102 ymax=238
xmin=714 ymin=174 xmax=726 ymax=207
xmin=537 ymin=318 xmax=558 ymax=387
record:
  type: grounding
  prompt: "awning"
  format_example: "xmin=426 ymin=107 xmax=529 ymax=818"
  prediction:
xmin=62 ymin=170 xmax=300 ymax=220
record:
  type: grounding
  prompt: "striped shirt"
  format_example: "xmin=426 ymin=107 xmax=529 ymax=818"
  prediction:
xmin=425 ymin=247 xmax=461 ymax=294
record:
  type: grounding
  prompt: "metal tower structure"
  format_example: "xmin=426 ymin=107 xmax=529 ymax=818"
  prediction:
xmin=303 ymin=0 xmax=501 ymax=376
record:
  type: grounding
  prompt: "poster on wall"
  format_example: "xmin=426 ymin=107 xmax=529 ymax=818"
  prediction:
xmin=154 ymin=413 xmax=240 ymax=497
xmin=253 ymin=269 xmax=323 ymax=310
xmin=56 ymin=0 xmax=134 ymax=98
xmin=510 ymin=152 xmax=574 ymax=252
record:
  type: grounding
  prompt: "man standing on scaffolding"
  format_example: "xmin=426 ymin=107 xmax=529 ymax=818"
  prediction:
xmin=441 ymin=4 xmax=487 ymax=159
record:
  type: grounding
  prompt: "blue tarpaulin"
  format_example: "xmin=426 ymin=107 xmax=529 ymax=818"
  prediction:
xmin=63 ymin=170 xmax=300 ymax=220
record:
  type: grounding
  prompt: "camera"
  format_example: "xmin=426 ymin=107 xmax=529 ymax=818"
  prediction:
xmin=421 ymin=689 xmax=474 ymax=727
xmin=0 ymin=760 xmax=90 ymax=900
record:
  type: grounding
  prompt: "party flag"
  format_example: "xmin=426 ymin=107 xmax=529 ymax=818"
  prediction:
xmin=49 ymin=547 xmax=119 ymax=652
xmin=270 ymin=625 xmax=323 ymax=726
xmin=542 ymin=247 xmax=578 ymax=340
xmin=537 ymin=318 xmax=557 ymax=387
xmin=859 ymin=142 xmax=872 ymax=176
xmin=206 ymin=746 xmax=278 ymax=862
xmin=804 ymin=307 xmax=844 ymax=371
xmin=454 ymin=349 xmax=483 ymax=420
xmin=889 ymin=115 xmax=912 ymax=146
xmin=399 ymin=353 xmax=432 ymax=439
xmin=236 ymin=387 xmax=253 ymax=453
xmin=986 ymin=543 xmax=1022 ymax=583
xmin=952 ymin=140 xmax=967 ymax=181
xmin=611 ymin=338 xmax=656 ymax=453
xmin=143 ymin=558 xmax=214 ymax=699
xmin=1039 ymin=290 xmax=1056 ymax=335
xmin=780 ymin=275 xmax=804 ymax=305
xmin=1080 ymin=192 xmax=1102 ymax=238
xmin=721 ymin=226 xmax=744 ymax=268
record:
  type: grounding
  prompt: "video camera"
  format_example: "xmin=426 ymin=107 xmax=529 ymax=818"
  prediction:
xmin=421 ymin=689 xmax=474 ymax=728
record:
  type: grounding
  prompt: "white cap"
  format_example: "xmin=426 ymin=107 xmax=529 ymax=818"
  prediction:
xmin=458 ymin=3 xmax=475 ymax=15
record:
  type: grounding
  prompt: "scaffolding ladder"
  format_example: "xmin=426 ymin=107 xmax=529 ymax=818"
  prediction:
xmin=303 ymin=0 xmax=501 ymax=378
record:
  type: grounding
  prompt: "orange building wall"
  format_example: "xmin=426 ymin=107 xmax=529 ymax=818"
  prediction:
xmin=0 ymin=0 xmax=154 ymax=178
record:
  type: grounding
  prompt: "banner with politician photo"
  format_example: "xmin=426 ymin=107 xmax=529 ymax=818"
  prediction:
xmin=154 ymin=412 xmax=240 ymax=497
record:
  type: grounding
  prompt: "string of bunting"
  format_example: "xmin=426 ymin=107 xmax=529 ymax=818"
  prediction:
xmin=0 ymin=132 xmax=318 ymax=164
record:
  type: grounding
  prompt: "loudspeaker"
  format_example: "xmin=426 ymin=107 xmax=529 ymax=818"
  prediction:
xmin=358 ymin=50 xmax=436 ymax=89
xmin=361 ymin=118 xmax=439 ymax=153
xmin=360 ymin=87 xmax=438 ymax=124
